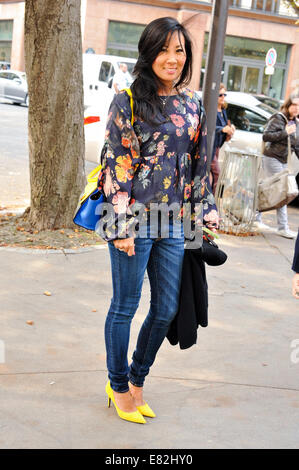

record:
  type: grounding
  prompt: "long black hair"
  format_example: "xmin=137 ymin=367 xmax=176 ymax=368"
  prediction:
xmin=131 ymin=17 xmax=193 ymax=125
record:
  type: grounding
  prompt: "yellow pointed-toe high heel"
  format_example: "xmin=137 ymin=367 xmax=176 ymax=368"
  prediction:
xmin=137 ymin=402 xmax=156 ymax=418
xmin=106 ymin=381 xmax=146 ymax=424
xmin=128 ymin=382 xmax=156 ymax=418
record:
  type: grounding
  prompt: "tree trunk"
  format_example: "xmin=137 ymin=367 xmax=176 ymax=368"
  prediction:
xmin=24 ymin=0 xmax=85 ymax=229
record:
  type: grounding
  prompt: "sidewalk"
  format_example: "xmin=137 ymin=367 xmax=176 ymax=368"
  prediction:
xmin=0 ymin=207 xmax=298 ymax=449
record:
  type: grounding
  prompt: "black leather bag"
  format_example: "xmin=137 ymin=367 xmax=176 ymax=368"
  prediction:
xmin=200 ymin=237 xmax=227 ymax=266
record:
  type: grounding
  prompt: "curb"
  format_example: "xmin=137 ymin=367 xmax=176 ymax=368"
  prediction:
xmin=0 ymin=244 xmax=108 ymax=255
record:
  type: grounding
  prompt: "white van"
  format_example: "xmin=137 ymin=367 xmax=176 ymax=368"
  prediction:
xmin=83 ymin=54 xmax=136 ymax=108
xmin=83 ymin=54 xmax=136 ymax=163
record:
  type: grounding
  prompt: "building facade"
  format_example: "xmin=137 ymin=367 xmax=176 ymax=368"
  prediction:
xmin=0 ymin=0 xmax=298 ymax=99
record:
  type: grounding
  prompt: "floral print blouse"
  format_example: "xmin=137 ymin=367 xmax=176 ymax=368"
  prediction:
xmin=98 ymin=89 xmax=217 ymax=241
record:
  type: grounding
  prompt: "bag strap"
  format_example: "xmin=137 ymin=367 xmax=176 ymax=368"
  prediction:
xmin=277 ymin=112 xmax=293 ymax=172
xmin=87 ymin=164 xmax=102 ymax=182
xmin=287 ymin=134 xmax=293 ymax=172
xmin=123 ymin=87 xmax=134 ymax=126
xmin=278 ymin=111 xmax=288 ymax=124
xmin=87 ymin=89 xmax=134 ymax=180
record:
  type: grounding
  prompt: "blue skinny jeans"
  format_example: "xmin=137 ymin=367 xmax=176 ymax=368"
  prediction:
xmin=105 ymin=233 xmax=185 ymax=393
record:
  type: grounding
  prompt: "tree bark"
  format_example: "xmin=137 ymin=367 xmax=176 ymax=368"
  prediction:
xmin=24 ymin=0 xmax=85 ymax=229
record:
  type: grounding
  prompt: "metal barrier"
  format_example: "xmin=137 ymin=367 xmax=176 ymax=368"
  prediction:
xmin=214 ymin=150 xmax=261 ymax=235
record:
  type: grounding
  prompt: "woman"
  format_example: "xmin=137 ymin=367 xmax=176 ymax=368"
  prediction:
xmin=98 ymin=17 xmax=218 ymax=424
xmin=262 ymin=95 xmax=299 ymax=239
xmin=210 ymin=83 xmax=235 ymax=194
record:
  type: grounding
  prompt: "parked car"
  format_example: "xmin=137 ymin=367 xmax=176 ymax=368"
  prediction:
xmin=0 ymin=70 xmax=28 ymax=106
xmin=219 ymin=92 xmax=274 ymax=160
xmin=253 ymin=94 xmax=283 ymax=111
xmin=196 ymin=91 xmax=274 ymax=161
xmin=197 ymin=91 xmax=299 ymax=206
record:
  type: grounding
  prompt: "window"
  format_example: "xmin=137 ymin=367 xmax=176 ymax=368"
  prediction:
xmin=6 ymin=72 xmax=17 ymax=80
xmin=106 ymin=21 xmax=144 ymax=58
xmin=254 ymin=0 xmax=279 ymax=12
xmin=0 ymin=20 xmax=13 ymax=63
xmin=99 ymin=62 xmax=113 ymax=82
xmin=229 ymin=0 xmax=289 ymax=14
xmin=204 ymin=33 xmax=288 ymax=64
xmin=227 ymin=104 xmax=268 ymax=133
xmin=0 ymin=71 xmax=9 ymax=79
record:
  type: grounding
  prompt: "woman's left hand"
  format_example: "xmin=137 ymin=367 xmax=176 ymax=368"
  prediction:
xmin=113 ymin=237 xmax=135 ymax=256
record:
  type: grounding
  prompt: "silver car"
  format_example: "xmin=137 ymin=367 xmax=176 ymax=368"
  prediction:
xmin=0 ymin=70 xmax=28 ymax=106
xmin=219 ymin=92 xmax=274 ymax=161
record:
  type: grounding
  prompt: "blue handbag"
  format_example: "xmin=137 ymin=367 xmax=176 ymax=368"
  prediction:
xmin=73 ymin=88 xmax=134 ymax=231
xmin=73 ymin=164 xmax=105 ymax=231
xmin=73 ymin=188 xmax=105 ymax=231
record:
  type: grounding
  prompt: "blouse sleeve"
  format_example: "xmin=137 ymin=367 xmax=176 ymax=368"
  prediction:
xmin=98 ymin=91 xmax=141 ymax=241
xmin=192 ymin=100 xmax=218 ymax=226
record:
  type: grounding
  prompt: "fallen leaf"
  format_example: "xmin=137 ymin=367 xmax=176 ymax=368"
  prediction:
xmin=44 ymin=291 xmax=52 ymax=296
xmin=91 ymin=309 xmax=97 ymax=312
xmin=26 ymin=320 xmax=34 ymax=325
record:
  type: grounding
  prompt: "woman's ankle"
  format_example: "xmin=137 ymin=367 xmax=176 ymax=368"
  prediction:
xmin=129 ymin=383 xmax=145 ymax=406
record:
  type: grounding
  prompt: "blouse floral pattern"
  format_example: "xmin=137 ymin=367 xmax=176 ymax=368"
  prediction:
xmin=98 ymin=89 xmax=217 ymax=241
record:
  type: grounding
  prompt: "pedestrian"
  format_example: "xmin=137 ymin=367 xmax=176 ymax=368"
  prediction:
xmin=210 ymin=83 xmax=235 ymax=194
xmin=292 ymin=230 xmax=299 ymax=299
xmin=97 ymin=16 xmax=218 ymax=424
xmin=259 ymin=95 xmax=299 ymax=239
xmin=112 ymin=63 xmax=132 ymax=94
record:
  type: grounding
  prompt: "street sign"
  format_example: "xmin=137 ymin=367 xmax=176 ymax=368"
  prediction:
xmin=265 ymin=48 xmax=277 ymax=75
xmin=265 ymin=66 xmax=274 ymax=75
xmin=265 ymin=48 xmax=277 ymax=67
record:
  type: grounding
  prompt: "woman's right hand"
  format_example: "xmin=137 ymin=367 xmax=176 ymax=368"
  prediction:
xmin=113 ymin=237 xmax=135 ymax=256
xmin=286 ymin=123 xmax=296 ymax=135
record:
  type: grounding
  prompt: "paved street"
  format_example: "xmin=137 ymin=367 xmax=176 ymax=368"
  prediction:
xmin=0 ymin=99 xmax=298 ymax=449
xmin=0 ymin=102 xmax=30 ymax=210
xmin=0 ymin=101 xmax=97 ymax=210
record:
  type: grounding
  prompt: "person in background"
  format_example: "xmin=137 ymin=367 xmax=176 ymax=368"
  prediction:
xmin=98 ymin=17 xmax=218 ymax=424
xmin=257 ymin=95 xmax=299 ymax=239
xmin=112 ymin=63 xmax=132 ymax=94
xmin=292 ymin=230 xmax=299 ymax=299
xmin=210 ymin=83 xmax=235 ymax=194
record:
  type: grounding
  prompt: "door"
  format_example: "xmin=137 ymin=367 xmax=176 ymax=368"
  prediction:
xmin=244 ymin=67 xmax=260 ymax=94
xmin=224 ymin=60 xmax=264 ymax=94
xmin=7 ymin=73 xmax=25 ymax=101
xmin=227 ymin=65 xmax=243 ymax=92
